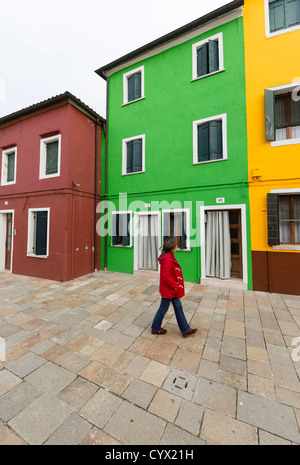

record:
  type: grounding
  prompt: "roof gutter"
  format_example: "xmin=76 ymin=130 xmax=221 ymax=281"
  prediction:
xmin=95 ymin=0 xmax=244 ymax=80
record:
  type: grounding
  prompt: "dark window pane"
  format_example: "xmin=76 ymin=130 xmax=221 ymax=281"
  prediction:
xmin=35 ymin=211 xmax=48 ymax=255
xmin=46 ymin=141 xmax=58 ymax=175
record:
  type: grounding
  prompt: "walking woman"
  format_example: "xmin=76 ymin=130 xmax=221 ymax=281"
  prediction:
xmin=151 ymin=238 xmax=198 ymax=337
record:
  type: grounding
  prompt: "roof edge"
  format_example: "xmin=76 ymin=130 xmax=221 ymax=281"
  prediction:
xmin=0 ymin=91 xmax=105 ymax=126
xmin=95 ymin=0 xmax=244 ymax=80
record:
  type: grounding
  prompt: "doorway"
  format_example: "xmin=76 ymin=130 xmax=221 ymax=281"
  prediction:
xmin=134 ymin=212 xmax=160 ymax=271
xmin=0 ymin=211 xmax=14 ymax=272
xmin=200 ymin=205 xmax=247 ymax=287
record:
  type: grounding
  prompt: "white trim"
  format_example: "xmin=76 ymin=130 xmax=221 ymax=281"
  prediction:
xmin=271 ymin=137 xmax=300 ymax=147
xmin=193 ymin=113 xmax=227 ymax=164
xmin=111 ymin=210 xmax=133 ymax=247
xmin=39 ymin=134 xmax=61 ymax=180
xmin=200 ymin=204 xmax=248 ymax=285
xmin=104 ymin=8 xmax=243 ymax=78
xmin=271 ymin=188 xmax=300 ymax=194
xmin=1 ymin=147 xmax=17 ymax=186
xmin=0 ymin=209 xmax=14 ymax=272
xmin=192 ymin=32 xmax=224 ymax=81
xmin=122 ymin=134 xmax=145 ymax=175
xmin=265 ymin=0 xmax=300 ymax=38
xmin=133 ymin=211 xmax=161 ymax=271
xmin=162 ymin=208 xmax=191 ymax=250
xmin=123 ymin=65 xmax=145 ymax=105
xmin=27 ymin=208 xmax=50 ymax=258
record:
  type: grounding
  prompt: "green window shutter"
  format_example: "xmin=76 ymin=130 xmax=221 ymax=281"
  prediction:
xmin=267 ymin=194 xmax=280 ymax=246
xmin=122 ymin=214 xmax=130 ymax=246
xmin=197 ymin=122 xmax=209 ymax=161
xmin=35 ymin=211 xmax=48 ymax=255
xmin=197 ymin=43 xmax=208 ymax=77
xmin=126 ymin=141 xmax=133 ymax=173
xmin=128 ymin=72 xmax=141 ymax=102
xmin=269 ymin=0 xmax=285 ymax=32
xmin=181 ymin=212 xmax=187 ymax=250
xmin=209 ymin=120 xmax=223 ymax=160
xmin=265 ymin=89 xmax=276 ymax=141
xmin=7 ymin=152 xmax=15 ymax=182
xmin=46 ymin=141 xmax=58 ymax=175
xmin=112 ymin=214 xmax=119 ymax=245
xmin=208 ymin=40 xmax=219 ymax=73
xmin=285 ymin=0 xmax=300 ymax=28
xmin=132 ymin=139 xmax=142 ymax=172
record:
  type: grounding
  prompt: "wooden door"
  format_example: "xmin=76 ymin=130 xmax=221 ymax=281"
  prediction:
xmin=229 ymin=210 xmax=243 ymax=279
xmin=5 ymin=214 xmax=12 ymax=270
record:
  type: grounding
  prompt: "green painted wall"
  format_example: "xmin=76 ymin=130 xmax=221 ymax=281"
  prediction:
xmin=102 ymin=16 xmax=252 ymax=289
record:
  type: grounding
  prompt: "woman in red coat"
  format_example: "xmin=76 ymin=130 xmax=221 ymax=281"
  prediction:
xmin=151 ymin=238 xmax=198 ymax=337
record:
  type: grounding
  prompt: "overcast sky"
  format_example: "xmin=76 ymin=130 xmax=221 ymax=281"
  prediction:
xmin=0 ymin=0 xmax=230 ymax=119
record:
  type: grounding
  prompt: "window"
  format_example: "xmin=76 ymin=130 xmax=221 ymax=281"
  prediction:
xmin=1 ymin=147 xmax=17 ymax=185
xmin=162 ymin=210 xmax=189 ymax=250
xmin=40 ymin=134 xmax=61 ymax=179
xmin=27 ymin=208 xmax=50 ymax=257
xmin=265 ymin=85 xmax=300 ymax=144
xmin=193 ymin=114 xmax=227 ymax=164
xmin=192 ymin=33 xmax=224 ymax=80
xmin=122 ymin=135 xmax=145 ymax=175
xmin=279 ymin=195 xmax=300 ymax=244
xmin=123 ymin=66 xmax=145 ymax=105
xmin=266 ymin=0 xmax=300 ymax=36
xmin=267 ymin=193 xmax=300 ymax=246
xmin=111 ymin=212 xmax=131 ymax=246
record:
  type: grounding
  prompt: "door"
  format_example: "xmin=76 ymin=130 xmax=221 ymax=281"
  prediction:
xmin=5 ymin=213 xmax=12 ymax=270
xmin=137 ymin=214 xmax=159 ymax=270
xmin=229 ymin=210 xmax=243 ymax=279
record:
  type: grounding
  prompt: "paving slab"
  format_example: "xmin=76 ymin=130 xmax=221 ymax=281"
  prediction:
xmin=25 ymin=361 xmax=76 ymax=396
xmin=45 ymin=413 xmax=92 ymax=445
xmin=237 ymin=391 xmax=300 ymax=444
xmin=104 ymin=400 xmax=166 ymax=445
xmin=79 ymin=388 xmax=122 ymax=429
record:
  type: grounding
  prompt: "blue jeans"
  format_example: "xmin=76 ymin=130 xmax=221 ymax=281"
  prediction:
xmin=151 ymin=297 xmax=190 ymax=334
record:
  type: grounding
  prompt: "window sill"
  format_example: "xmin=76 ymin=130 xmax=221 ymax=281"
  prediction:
xmin=272 ymin=245 xmax=300 ymax=251
xmin=27 ymin=253 xmax=48 ymax=259
xmin=122 ymin=170 xmax=145 ymax=176
xmin=266 ymin=24 xmax=300 ymax=39
xmin=110 ymin=244 xmax=133 ymax=248
xmin=122 ymin=97 xmax=145 ymax=107
xmin=191 ymin=68 xmax=225 ymax=82
xmin=271 ymin=138 xmax=300 ymax=147
xmin=193 ymin=157 xmax=226 ymax=165
xmin=39 ymin=173 xmax=60 ymax=180
xmin=1 ymin=181 xmax=16 ymax=186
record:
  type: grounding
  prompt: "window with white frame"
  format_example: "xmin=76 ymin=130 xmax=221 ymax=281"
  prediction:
xmin=265 ymin=0 xmax=300 ymax=36
xmin=39 ymin=134 xmax=61 ymax=179
xmin=193 ymin=114 xmax=227 ymax=164
xmin=192 ymin=33 xmax=224 ymax=80
xmin=123 ymin=66 xmax=145 ymax=105
xmin=162 ymin=209 xmax=190 ymax=250
xmin=1 ymin=147 xmax=17 ymax=185
xmin=265 ymin=83 xmax=300 ymax=144
xmin=122 ymin=134 xmax=145 ymax=175
xmin=111 ymin=212 xmax=132 ymax=247
xmin=27 ymin=208 xmax=50 ymax=257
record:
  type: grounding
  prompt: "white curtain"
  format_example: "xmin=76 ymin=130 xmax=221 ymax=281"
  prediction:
xmin=205 ymin=211 xmax=231 ymax=279
xmin=279 ymin=197 xmax=291 ymax=243
xmin=138 ymin=215 xmax=159 ymax=270
xmin=294 ymin=197 xmax=300 ymax=243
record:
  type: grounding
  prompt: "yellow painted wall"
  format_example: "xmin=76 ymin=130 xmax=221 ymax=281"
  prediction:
xmin=244 ymin=0 xmax=300 ymax=252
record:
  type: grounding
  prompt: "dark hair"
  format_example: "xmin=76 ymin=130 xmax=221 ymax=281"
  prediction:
xmin=163 ymin=238 xmax=178 ymax=253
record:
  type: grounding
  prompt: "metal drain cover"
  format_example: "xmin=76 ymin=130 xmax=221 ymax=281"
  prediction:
xmin=163 ymin=368 xmax=197 ymax=400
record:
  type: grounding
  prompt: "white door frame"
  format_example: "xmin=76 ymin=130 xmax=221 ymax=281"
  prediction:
xmin=200 ymin=204 xmax=248 ymax=285
xmin=0 ymin=209 xmax=14 ymax=272
xmin=134 ymin=211 xmax=161 ymax=271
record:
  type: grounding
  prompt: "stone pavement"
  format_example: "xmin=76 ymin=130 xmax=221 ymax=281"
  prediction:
xmin=0 ymin=270 xmax=300 ymax=445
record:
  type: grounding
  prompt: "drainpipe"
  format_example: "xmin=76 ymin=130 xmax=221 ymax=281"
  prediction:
xmin=94 ymin=118 xmax=100 ymax=272
xmin=104 ymin=79 xmax=109 ymax=271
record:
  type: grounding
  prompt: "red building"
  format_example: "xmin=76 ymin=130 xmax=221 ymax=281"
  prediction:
xmin=0 ymin=92 xmax=105 ymax=281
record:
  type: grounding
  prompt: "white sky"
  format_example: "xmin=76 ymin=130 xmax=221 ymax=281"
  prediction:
xmin=0 ymin=0 xmax=229 ymax=119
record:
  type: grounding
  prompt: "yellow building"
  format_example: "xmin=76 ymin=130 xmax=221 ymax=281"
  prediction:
xmin=244 ymin=0 xmax=300 ymax=294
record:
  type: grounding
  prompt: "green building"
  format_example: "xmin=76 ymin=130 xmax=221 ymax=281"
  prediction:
xmin=96 ymin=0 xmax=252 ymax=290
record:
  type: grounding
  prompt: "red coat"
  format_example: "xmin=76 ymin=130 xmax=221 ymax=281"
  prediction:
xmin=158 ymin=252 xmax=185 ymax=299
